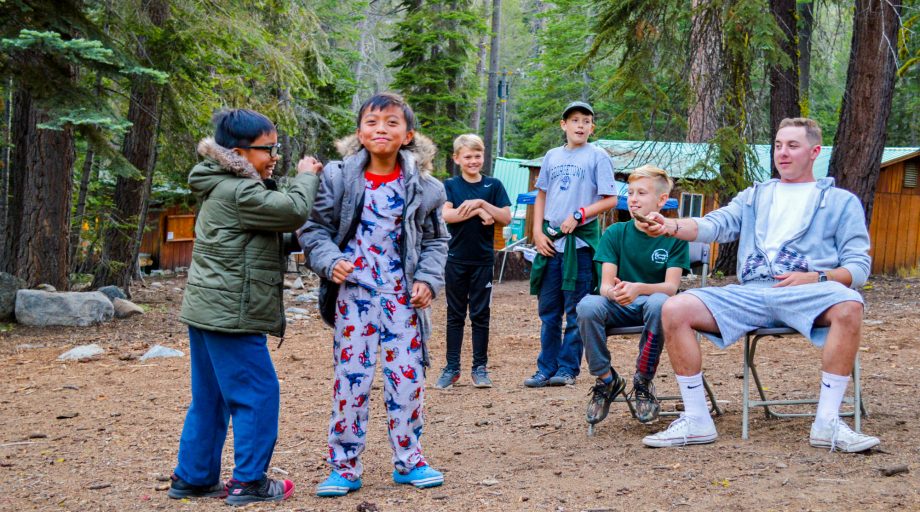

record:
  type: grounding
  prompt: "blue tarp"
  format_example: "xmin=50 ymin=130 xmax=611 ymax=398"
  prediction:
xmin=516 ymin=189 xmax=678 ymax=211
xmin=619 ymin=196 xmax=678 ymax=211
xmin=516 ymin=191 xmax=537 ymax=205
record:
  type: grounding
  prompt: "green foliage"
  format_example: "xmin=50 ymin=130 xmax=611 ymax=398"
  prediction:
xmin=510 ymin=0 xmax=647 ymax=159
xmin=388 ymin=0 xmax=485 ymax=172
xmin=888 ymin=5 xmax=920 ymax=146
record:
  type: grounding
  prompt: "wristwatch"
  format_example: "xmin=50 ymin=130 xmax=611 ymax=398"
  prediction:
xmin=817 ymin=271 xmax=828 ymax=282
xmin=573 ymin=210 xmax=584 ymax=223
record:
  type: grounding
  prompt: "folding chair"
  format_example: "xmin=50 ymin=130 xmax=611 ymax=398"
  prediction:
xmin=741 ymin=327 xmax=867 ymax=440
xmin=497 ymin=237 xmax=532 ymax=283
xmin=585 ymin=326 xmax=723 ymax=436
xmin=586 ymin=241 xmax=721 ymax=436
xmin=497 ymin=191 xmax=540 ymax=284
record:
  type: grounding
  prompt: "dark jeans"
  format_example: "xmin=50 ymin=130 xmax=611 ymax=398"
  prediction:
xmin=444 ymin=261 xmax=494 ymax=370
xmin=175 ymin=326 xmax=279 ymax=484
xmin=536 ymin=248 xmax=593 ymax=378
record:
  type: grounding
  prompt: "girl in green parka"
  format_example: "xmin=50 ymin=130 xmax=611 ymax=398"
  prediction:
xmin=169 ymin=109 xmax=320 ymax=506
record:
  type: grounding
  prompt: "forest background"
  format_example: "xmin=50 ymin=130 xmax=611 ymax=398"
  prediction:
xmin=0 ymin=0 xmax=917 ymax=292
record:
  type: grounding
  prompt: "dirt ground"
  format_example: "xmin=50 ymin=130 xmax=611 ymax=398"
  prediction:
xmin=1 ymin=274 xmax=918 ymax=512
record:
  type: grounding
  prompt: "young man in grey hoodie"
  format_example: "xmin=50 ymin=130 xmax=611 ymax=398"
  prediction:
xmin=636 ymin=117 xmax=879 ymax=453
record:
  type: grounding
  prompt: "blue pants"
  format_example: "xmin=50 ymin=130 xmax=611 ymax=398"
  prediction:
xmin=536 ymin=248 xmax=593 ymax=378
xmin=576 ymin=293 xmax=668 ymax=380
xmin=174 ymin=326 xmax=280 ymax=484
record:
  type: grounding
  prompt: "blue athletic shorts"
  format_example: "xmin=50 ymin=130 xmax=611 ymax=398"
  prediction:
xmin=685 ymin=280 xmax=864 ymax=349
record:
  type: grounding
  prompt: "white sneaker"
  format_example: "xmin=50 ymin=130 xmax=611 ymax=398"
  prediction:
xmin=642 ymin=415 xmax=718 ymax=448
xmin=810 ymin=417 xmax=879 ymax=453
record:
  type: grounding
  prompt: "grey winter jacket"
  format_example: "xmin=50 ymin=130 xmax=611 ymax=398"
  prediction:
xmin=694 ymin=177 xmax=871 ymax=288
xmin=298 ymin=137 xmax=449 ymax=341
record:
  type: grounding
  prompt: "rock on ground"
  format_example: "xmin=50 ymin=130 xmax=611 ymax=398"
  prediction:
xmin=112 ymin=298 xmax=144 ymax=319
xmin=0 ymin=272 xmax=26 ymax=321
xmin=96 ymin=285 xmax=127 ymax=302
xmin=15 ymin=290 xmax=114 ymax=326
xmin=58 ymin=344 xmax=105 ymax=361
xmin=140 ymin=344 xmax=184 ymax=361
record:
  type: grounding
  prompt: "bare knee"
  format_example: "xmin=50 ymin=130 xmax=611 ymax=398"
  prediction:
xmin=822 ymin=301 xmax=863 ymax=329
xmin=661 ymin=295 xmax=698 ymax=332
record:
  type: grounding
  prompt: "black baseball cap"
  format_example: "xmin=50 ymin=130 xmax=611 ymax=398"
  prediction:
xmin=561 ymin=101 xmax=594 ymax=119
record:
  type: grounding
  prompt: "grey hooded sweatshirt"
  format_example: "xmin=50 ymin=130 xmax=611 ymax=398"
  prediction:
xmin=695 ymin=177 xmax=871 ymax=288
xmin=298 ymin=135 xmax=449 ymax=342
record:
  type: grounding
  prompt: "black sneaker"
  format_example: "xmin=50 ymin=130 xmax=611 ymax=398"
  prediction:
xmin=586 ymin=373 xmax=626 ymax=424
xmin=632 ymin=374 xmax=661 ymax=424
xmin=225 ymin=476 xmax=294 ymax=506
xmin=167 ymin=474 xmax=227 ymax=499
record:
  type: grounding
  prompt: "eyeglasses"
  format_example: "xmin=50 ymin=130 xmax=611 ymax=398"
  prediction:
xmin=238 ymin=143 xmax=281 ymax=158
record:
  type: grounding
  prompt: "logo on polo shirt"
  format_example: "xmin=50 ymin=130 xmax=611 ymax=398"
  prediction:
xmin=651 ymin=249 xmax=669 ymax=264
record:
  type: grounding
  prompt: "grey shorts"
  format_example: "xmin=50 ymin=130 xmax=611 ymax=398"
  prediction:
xmin=685 ymin=281 xmax=864 ymax=349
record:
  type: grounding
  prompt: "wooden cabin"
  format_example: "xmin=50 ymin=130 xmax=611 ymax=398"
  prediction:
xmin=139 ymin=204 xmax=196 ymax=271
xmin=867 ymin=150 xmax=920 ymax=274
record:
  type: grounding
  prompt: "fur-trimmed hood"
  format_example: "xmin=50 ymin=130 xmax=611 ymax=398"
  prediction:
xmin=189 ymin=137 xmax=262 ymax=199
xmin=334 ymin=133 xmax=437 ymax=174
xmin=196 ymin=137 xmax=261 ymax=180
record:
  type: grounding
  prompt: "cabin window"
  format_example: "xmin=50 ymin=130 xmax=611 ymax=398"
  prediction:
xmin=904 ymin=161 xmax=918 ymax=188
xmin=679 ymin=193 xmax=703 ymax=218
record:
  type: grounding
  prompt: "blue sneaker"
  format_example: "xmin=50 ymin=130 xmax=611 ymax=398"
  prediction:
xmin=392 ymin=465 xmax=444 ymax=489
xmin=524 ymin=371 xmax=550 ymax=388
xmin=315 ymin=472 xmax=361 ymax=497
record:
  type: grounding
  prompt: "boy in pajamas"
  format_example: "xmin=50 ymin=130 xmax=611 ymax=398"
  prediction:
xmin=301 ymin=93 xmax=449 ymax=497
xmin=329 ymin=169 xmax=426 ymax=479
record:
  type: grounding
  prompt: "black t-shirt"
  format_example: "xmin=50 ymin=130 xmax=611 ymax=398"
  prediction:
xmin=443 ymin=175 xmax=512 ymax=265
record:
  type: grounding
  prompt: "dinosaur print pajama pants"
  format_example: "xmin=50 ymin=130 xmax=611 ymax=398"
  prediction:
xmin=327 ymin=282 xmax=427 ymax=480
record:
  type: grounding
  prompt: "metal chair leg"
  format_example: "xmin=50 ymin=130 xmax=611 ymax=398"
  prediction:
xmin=854 ymin=352 xmax=861 ymax=432
xmin=703 ymin=374 xmax=722 ymax=416
xmin=743 ymin=334 xmax=751 ymax=440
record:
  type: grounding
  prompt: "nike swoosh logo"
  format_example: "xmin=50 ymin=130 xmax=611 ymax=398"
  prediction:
xmin=484 ymin=184 xmax=492 ymax=187
xmin=687 ymin=384 xmax=701 ymax=389
xmin=822 ymin=381 xmax=831 ymax=388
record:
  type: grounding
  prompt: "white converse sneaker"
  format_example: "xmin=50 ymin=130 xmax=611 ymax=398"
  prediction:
xmin=642 ymin=415 xmax=718 ymax=448
xmin=809 ymin=417 xmax=879 ymax=453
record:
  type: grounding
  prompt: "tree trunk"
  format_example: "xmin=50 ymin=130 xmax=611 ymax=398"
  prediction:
xmin=797 ymin=1 xmax=814 ymax=109
xmin=471 ymin=40 xmax=486 ymax=134
xmin=482 ymin=0 xmax=501 ymax=176
xmin=0 ymin=79 xmax=11 ymax=272
xmin=92 ymin=0 xmax=168 ymax=290
xmin=828 ymin=0 xmax=902 ymax=225
xmin=8 ymin=84 xmax=75 ymax=288
xmin=279 ymin=131 xmax=293 ymax=177
xmin=686 ymin=0 xmax=722 ymax=143
xmin=769 ymin=0 xmax=801 ymax=177
xmin=711 ymin=0 xmax=757 ymax=277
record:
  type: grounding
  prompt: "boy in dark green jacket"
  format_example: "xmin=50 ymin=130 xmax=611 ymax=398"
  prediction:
xmin=170 ymin=109 xmax=320 ymax=506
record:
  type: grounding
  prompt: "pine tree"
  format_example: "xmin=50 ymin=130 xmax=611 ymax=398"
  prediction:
xmin=388 ymin=0 xmax=486 ymax=174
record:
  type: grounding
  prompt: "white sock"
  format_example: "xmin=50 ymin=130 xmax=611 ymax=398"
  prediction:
xmin=815 ymin=371 xmax=850 ymax=427
xmin=676 ymin=372 xmax=712 ymax=424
